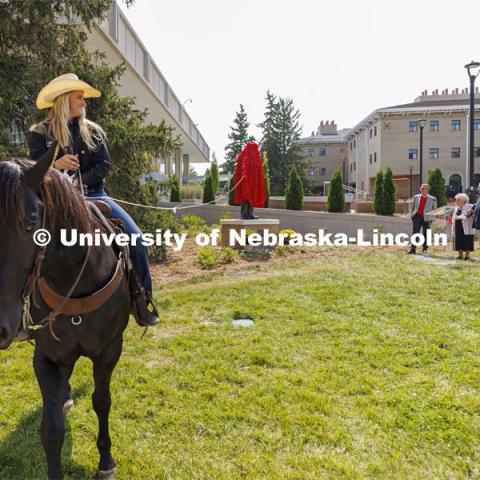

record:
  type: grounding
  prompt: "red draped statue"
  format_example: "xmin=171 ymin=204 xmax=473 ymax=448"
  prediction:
xmin=233 ymin=142 xmax=266 ymax=219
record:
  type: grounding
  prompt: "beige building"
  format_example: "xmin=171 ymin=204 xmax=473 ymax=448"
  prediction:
xmin=299 ymin=90 xmax=480 ymax=198
xmin=86 ymin=1 xmax=210 ymax=183
xmin=297 ymin=121 xmax=350 ymax=194
xmin=347 ymin=89 xmax=480 ymax=198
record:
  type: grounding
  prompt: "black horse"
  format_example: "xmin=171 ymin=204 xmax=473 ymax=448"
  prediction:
xmin=0 ymin=150 xmax=131 ymax=479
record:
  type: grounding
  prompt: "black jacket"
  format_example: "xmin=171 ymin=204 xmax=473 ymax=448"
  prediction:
xmin=27 ymin=118 xmax=111 ymax=196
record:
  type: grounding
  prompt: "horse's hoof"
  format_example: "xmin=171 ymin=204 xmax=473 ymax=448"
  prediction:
xmin=97 ymin=467 xmax=116 ymax=479
xmin=63 ymin=399 xmax=74 ymax=414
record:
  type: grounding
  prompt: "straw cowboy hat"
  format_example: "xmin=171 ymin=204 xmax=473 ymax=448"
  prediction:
xmin=36 ymin=73 xmax=101 ymax=109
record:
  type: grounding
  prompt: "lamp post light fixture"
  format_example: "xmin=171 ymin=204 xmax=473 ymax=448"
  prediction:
xmin=417 ymin=119 xmax=426 ymax=185
xmin=465 ymin=61 xmax=480 ymax=199
xmin=409 ymin=164 xmax=414 ymax=197
xmin=183 ymin=98 xmax=193 ymax=108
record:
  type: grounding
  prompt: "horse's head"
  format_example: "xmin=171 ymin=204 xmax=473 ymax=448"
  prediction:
xmin=0 ymin=154 xmax=52 ymax=349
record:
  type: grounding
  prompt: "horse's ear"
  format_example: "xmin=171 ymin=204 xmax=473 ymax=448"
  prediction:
xmin=24 ymin=142 xmax=58 ymax=191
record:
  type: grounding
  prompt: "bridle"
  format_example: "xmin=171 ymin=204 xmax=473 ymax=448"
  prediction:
xmin=21 ymin=183 xmax=91 ymax=341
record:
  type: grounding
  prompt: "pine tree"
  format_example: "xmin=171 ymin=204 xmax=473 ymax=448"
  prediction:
xmin=382 ymin=167 xmax=396 ymax=215
xmin=327 ymin=169 xmax=345 ymax=213
xmin=285 ymin=166 xmax=304 ymax=210
xmin=210 ymin=152 xmax=219 ymax=194
xmin=223 ymin=104 xmax=255 ymax=174
xmin=262 ymin=151 xmax=271 ymax=208
xmin=373 ymin=171 xmax=384 ymax=215
xmin=258 ymin=91 xmax=303 ymax=195
xmin=203 ymin=172 xmax=215 ymax=204
xmin=427 ymin=168 xmax=447 ymax=207
xmin=169 ymin=175 xmax=181 ymax=202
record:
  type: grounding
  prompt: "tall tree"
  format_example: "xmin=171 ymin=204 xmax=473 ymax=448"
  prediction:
xmin=285 ymin=166 xmax=304 ymax=210
xmin=382 ymin=167 xmax=396 ymax=215
xmin=210 ymin=151 xmax=220 ymax=194
xmin=258 ymin=91 xmax=303 ymax=196
xmin=427 ymin=168 xmax=447 ymax=207
xmin=0 ymin=0 xmax=179 ymax=210
xmin=373 ymin=171 xmax=384 ymax=215
xmin=327 ymin=169 xmax=345 ymax=213
xmin=223 ymin=104 xmax=255 ymax=174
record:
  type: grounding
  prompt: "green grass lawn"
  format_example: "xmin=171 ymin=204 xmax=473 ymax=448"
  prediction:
xmin=1 ymin=251 xmax=480 ymax=479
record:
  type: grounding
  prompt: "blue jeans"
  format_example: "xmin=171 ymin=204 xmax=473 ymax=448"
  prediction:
xmin=88 ymin=192 xmax=153 ymax=293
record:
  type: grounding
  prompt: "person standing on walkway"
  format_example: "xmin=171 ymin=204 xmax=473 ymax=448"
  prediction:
xmin=407 ymin=183 xmax=437 ymax=255
xmin=453 ymin=193 xmax=475 ymax=260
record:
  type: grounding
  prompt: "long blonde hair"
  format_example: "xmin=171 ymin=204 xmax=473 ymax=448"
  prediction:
xmin=30 ymin=92 xmax=106 ymax=151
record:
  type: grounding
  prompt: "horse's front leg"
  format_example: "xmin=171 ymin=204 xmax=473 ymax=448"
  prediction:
xmin=92 ymin=337 xmax=123 ymax=478
xmin=33 ymin=349 xmax=73 ymax=480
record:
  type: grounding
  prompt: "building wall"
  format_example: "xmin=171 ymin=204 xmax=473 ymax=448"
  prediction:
xmin=348 ymin=112 xmax=480 ymax=198
xmin=301 ymin=142 xmax=347 ymax=193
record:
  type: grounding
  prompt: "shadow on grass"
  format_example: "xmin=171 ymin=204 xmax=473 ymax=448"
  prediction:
xmin=0 ymin=384 xmax=94 ymax=480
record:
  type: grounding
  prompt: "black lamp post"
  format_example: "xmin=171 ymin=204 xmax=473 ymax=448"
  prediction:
xmin=417 ymin=119 xmax=426 ymax=185
xmin=465 ymin=61 xmax=480 ymax=199
xmin=409 ymin=164 xmax=414 ymax=197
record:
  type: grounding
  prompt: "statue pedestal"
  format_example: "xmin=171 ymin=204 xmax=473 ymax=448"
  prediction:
xmin=220 ymin=219 xmax=280 ymax=248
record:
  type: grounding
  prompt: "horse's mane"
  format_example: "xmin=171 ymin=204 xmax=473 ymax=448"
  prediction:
xmin=0 ymin=159 xmax=92 ymax=234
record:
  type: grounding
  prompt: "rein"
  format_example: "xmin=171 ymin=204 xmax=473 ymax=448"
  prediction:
xmin=21 ymin=184 xmax=92 ymax=341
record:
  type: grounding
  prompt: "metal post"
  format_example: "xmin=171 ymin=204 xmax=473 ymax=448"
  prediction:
xmin=409 ymin=165 xmax=413 ymax=197
xmin=419 ymin=124 xmax=424 ymax=185
xmin=469 ymin=74 xmax=475 ymax=192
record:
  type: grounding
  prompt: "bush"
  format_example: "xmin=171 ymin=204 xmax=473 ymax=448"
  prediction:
xmin=427 ymin=168 xmax=447 ymax=207
xmin=203 ymin=172 xmax=215 ymax=204
xmin=180 ymin=214 xmax=206 ymax=234
xmin=263 ymin=152 xmax=270 ymax=208
xmin=219 ymin=212 xmax=233 ymax=220
xmin=382 ymin=167 xmax=396 ymax=215
xmin=279 ymin=229 xmax=297 ymax=245
xmin=196 ymin=247 xmax=218 ymax=269
xmin=327 ymin=169 xmax=345 ymax=212
xmin=373 ymin=171 xmax=384 ymax=215
xmin=219 ymin=247 xmax=237 ymax=264
xmin=169 ymin=175 xmax=181 ymax=202
xmin=181 ymin=183 xmax=202 ymax=200
xmin=137 ymin=210 xmax=181 ymax=263
xmin=285 ymin=166 xmax=304 ymax=210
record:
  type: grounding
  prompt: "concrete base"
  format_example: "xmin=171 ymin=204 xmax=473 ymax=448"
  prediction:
xmin=220 ymin=219 xmax=280 ymax=248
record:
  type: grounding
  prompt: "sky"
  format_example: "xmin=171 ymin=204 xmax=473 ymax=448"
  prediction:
xmin=120 ymin=0 xmax=480 ymax=172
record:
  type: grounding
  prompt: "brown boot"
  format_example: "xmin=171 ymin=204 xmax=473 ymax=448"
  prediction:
xmin=129 ymin=274 xmax=159 ymax=327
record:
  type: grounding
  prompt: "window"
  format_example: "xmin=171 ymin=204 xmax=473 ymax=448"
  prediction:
xmin=409 ymin=121 xmax=418 ymax=132
xmin=354 ymin=139 xmax=356 ymax=148
xmin=369 ymin=129 xmax=372 ymax=139
xmin=354 ymin=162 xmax=356 ymax=171
xmin=452 ymin=120 xmax=461 ymax=131
xmin=307 ymin=168 xmax=315 ymax=177
xmin=350 ymin=164 xmax=353 ymax=172
xmin=374 ymin=152 xmax=377 ymax=163
xmin=143 ymin=51 xmax=150 ymax=81
xmin=307 ymin=148 xmax=314 ymax=157
xmin=319 ymin=148 xmax=326 ymax=156
xmin=430 ymin=148 xmax=439 ymax=159
xmin=374 ymin=126 xmax=377 ymax=136
xmin=451 ymin=147 xmax=461 ymax=159
xmin=350 ymin=142 xmax=353 ymax=150
xmin=108 ymin=2 xmax=118 ymax=41
xmin=430 ymin=120 xmax=439 ymax=132
xmin=476 ymin=147 xmax=480 ymax=157
xmin=409 ymin=148 xmax=417 ymax=160
xmin=320 ymin=167 xmax=326 ymax=176
xmin=475 ymin=119 xmax=480 ymax=130
xmin=369 ymin=154 xmax=372 ymax=164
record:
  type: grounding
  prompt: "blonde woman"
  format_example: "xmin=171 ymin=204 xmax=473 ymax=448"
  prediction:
xmin=27 ymin=73 xmax=159 ymax=327
xmin=452 ymin=192 xmax=475 ymax=260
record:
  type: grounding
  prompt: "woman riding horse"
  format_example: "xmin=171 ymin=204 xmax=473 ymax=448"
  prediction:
xmin=23 ymin=73 xmax=159 ymax=339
